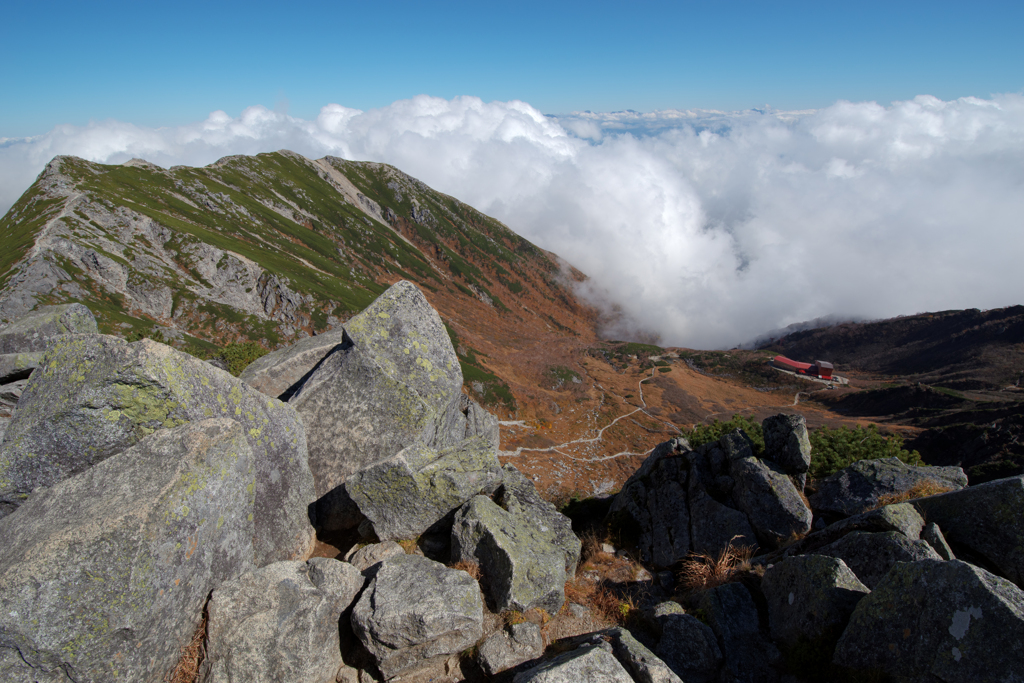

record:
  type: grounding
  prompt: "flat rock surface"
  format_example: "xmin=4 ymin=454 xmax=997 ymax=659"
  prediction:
xmin=0 ymin=335 xmax=315 ymax=564
xmin=239 ymin=325 xmax=349 ymax=399
xmin=815 ymin=530 xmax=942 ymax=589
xmin=512 ymin=644 xmax=635 ymax=683
xmin=834 ymin=559 xmax=1024 ymax=683
xmin=0 ymin=420 xmax=256 ymax=683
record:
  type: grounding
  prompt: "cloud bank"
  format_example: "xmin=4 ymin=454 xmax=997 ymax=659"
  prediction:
xmin=3 ymin=94 xmax=1023 ymax=349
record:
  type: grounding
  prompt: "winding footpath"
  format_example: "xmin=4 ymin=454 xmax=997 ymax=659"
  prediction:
xmin=498 ymin=366 xmax=681 ymax=463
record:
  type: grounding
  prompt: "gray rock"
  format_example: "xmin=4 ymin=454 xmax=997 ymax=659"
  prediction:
xmin=513 ymin=644 xmax=635 ymax=683
xmin=0 ymin=420 xmax=256 ymax=683
xmin=607 ymin=439 xmax=692 ymax=567
xmin=459 ymin=392 xmax=500 ymax=452
xmin=914 ymin=475 xmax=1024 ymax=587
xmin=0 ymin=352 xmax=43 ymax=384
xmin=759 ymin=502 xmax=926 ymax=565
xmin=313 ymin=483 xmax=364 ymax=532
xmin=351 ymin=553 xmax=483 ymax=680
xmin=0 ymin=335 xmax=315 ymax=564
xmin=809 ymin=457 xmax=967 ymax=518
xmin=239 ymin=325 xmax=349 ymax=399
xmin=691 ymin=583 xmax=781 ymax=683
xmin=477 ymin=622 xmax=543 ymax=676
xmin=345 ymin=436 xmax=502 ymax=541
xmin=604 ymin=626 xmax=683 ymax=683
xmin=761 ymin=414 xmax=811 ymax=474
xmin=761 ymin=555 xmax=868 ymax=654
xmin=688 ymin=459 xmax=757 ymax=556
xmin=655 ymin=614 xmax=723 ymax=683
xmin=730 ymin=455 xmax=812 ymax=549
xmin=347 ymin=541 xmax=406 ymax=572
xmin=834 ymin=560 xmax=1024 ymax=683
xmin=451 ymin=491 xmax=571 ymax=613
xmin=289 ymin=281 xmax=466 ymax=496
xmin=922 ymin=522 xmax=956 ymax=561
xmin=0 ymin=303 xmax=97 ymax=354
xmin=204 ymin=558 xmax=365 ymax=683
xmin=815 ymin=530 xmax=942 ymax=589
xmin=719 ymin=430 xmax=756 ymax=461
xmin=499 ymin=465 xmax=582 ymax=573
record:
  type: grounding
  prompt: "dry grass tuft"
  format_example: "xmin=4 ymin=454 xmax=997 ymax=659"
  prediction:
xmin=871 ymin=480 xmax=956 ymax=510
xmin=676 ymin=540 xmax=756 ymax=595
xmin=563 ymin=575 xmax=638 ymax=626
xmin=398 ymin=539 xmax=418 ymax=554
xmin=164 ymin=613 xmax=207 ymax=683
xmin=449 ymin=560 xmax=481 ymax=581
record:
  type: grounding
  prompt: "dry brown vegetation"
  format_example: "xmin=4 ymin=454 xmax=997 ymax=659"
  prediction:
xmin=450 ymin=560 xmax=482 ymax=581
xmin=676 ymin=540 xmax=758 ymax=595
xmin=164 ymin=613 xmax=207 ymax=683
xmin=870 ymin=480 xmax=956 ymax=509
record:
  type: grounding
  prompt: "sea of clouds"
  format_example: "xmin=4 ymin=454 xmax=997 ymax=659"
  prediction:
xmin=2 ymin=93 xmax=1023 ymax=349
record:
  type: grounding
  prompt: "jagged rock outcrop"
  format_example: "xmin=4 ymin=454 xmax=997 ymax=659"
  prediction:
xmin=834 ymin=560 xmax=1024 ymax=682
xmin=0 ymin=303 xmax=97 ymax=353
xmin=351 ymin=553 xmax=483 ymax=680
xmin=761 ymin=413 xmax=811 ymax=475
xmin=288 ymin=281 xmax=467 ymax=496
xmin=914 ymin=474 xmax=1024 ymax=587
xmin=0 ymin=334 xmax=315 ymax=564
xmin=809 ymin=456 xmax=968 ymax=519
xmin=203 ymin=558 xmax=365 ymax=683
xmin=761 ymin=555 xmax=868 ymax=658
xmin=0 ymin=420 xmax=256 ymax=683
xmin=609 ymin=419 xmax=813 ymax=566
xmin=345 ymin=436 xmax=502 ymax=541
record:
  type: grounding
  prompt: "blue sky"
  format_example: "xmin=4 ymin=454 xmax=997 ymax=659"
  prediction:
xmin=3 ymin=0 xmax=1022 ymax=137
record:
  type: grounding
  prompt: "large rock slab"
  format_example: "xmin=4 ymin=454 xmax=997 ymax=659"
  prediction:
xmin=345 ymin=436 xmax=502 ymax=541
xmin=238 ymin=325 xmax=349 ymax=399
xmin=0 ymin=335 xmax=315 ymax=564
xmin=499 ymin=465 xmax=582 ymax=572
xmin=203 ymin=558 xmax=365 ymax=683
xmin=655 ymin=614 xmax=722 ymax=683
xmin=730 ymin=455 xmax=812 ymax=548
xmin=914 ymin=475 xmax=1024 ymax=587
xmin=288 ymin=281 xmax=466 ymax=496
xmin=809 ymin=457 xmax=967 ymax=518
xmin=815 ymin=530 xmax=942 ymax=589
xmin=761 ymin=413 xmax=811 ymax=474
xmin=0 ymin=303 xmax=97 ymax=354
xmin=0 ymin=352 xmax=43 ymax=384
xmin=513 ymin=644 xmax=635 ymax=683
xmin=691 ymin=582 xmax=782 ymax=683
xmin=834 ymin=559 xmax=1024 ymax=682
xmin=761 ymin=555 xmax=868 ymax=664
xmin=0 ymin=419 xmax=256 ymax=683
xmin=451 ymin=489 xmax=572 ymax=613
xmin=351 ymin=553 xmax=483 ymax=680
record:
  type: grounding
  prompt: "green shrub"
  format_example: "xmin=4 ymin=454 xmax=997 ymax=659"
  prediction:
xmin=685 ymin=415 xmax=765 ymax=456
xmin=214 ymin=341 xmax=271 ymax=376
xmin=807 ymin=424 xmax=923 ymax=480
xmin=684 ymin=415 xmax=922 ymax=480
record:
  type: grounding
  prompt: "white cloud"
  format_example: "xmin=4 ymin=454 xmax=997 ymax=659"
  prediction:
xmin=2 ymin=93 xmax=1023 ymax=349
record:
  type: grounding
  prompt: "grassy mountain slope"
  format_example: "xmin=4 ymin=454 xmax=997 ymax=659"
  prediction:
xmin=0 ymin=151 xmax=596 ymax=412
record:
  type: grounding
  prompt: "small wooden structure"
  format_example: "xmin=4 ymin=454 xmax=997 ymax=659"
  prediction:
xmin=773 ymin=355 xmax=835 ymax=380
